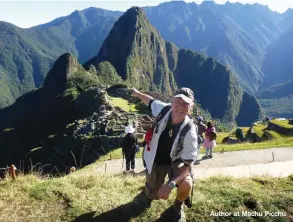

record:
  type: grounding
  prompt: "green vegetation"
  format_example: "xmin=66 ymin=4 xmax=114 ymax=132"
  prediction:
xmin=265 ymin=130 xmax=283 ymax=140
xmin=0 ymin=9 xmax=121 ymax=108
xmin=270 ymin=119 xmax=293 ymax=129
xmin=215 ymin=137 xmax=293 ymax=152
xmin=0 ymin=173 xmax=292 ymax=222
xmin=252 ymin=122 xmax=267 ymax=138
xmin=108 ymin=97 xmax=138 ymax=113
xmin=96 ymin=61 xmax=123 ymax=86
xmin=66 ymin=71 xmax=100 ymax=98
xmin=259 ymin=97 xmax=293 ymax=119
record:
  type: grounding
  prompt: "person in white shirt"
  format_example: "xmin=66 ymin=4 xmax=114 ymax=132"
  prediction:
xmin=131 ymin=87 xmax=198 ymax=222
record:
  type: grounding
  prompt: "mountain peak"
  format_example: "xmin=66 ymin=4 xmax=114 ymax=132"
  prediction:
xmin=43 ymin=53 xmax=80 ymax=95
xmin=84 ymin=6 xmax=153 ymax=79
xmin=126 ymin=6 xmax=144 ymax=15
xmin=284 ymin=8 xmax=293 ymax=15
xmin=201 ymin=0 xmax=216 ymax=5
xmin=200 ymin=0 xmax=217 ymax=9
xmin=84 ymin=6 xmax=176 ymax=94
xmin=122 ymin=6 xmax=149 ymax=25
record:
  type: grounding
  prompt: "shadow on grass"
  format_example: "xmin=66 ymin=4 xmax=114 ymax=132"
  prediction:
xmin=71 ymin=191 xmax=152 ymax=222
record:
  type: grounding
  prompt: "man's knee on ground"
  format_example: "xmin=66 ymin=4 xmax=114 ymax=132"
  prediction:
xmin=178 ymin=178 xmax=192 ymax=193
xmin=177 ymin=179 xmax=192 ymax=202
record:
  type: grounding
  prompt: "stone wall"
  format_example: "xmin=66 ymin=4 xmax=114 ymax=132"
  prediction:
xmin=75 ymin=87 xmax=109 ymax=118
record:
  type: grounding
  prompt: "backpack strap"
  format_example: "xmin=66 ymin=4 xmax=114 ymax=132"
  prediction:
xmin=153 ymin=105 xmax=172 ymax=132
xmin=175 ymin=119 xmax=196 ymax=157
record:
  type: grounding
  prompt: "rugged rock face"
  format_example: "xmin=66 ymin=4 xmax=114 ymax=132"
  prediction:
xmin=143 ymin=1 xmax=277 ymax=93
xmin=173 ymin=49 xmax=243 ymax=122
xmin=84 ymin=7 xmax=263 ymax=125
xmin=236 ymin=92 xmax=264 ymax=126
xmin=43 ymin=53 xmax=80 ymax=96
xmin=262 ymin=28 xmax=293 ymax=88
xmin=84 ymin=7 xmax=177 ymax=95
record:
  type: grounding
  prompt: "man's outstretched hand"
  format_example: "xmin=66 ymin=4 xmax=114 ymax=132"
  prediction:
xmin=129 ymin=87 xmax=153 ymax=106
xmin=131 ymin=87 xmax=140 ymax=97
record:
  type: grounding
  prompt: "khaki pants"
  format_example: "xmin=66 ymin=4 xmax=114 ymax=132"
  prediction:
xmin=144 ymin=162 xmax=193 ymax=200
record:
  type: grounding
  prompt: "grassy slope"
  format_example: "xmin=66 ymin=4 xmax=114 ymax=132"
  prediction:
xmin=270 ymin=120 xmax=293 ymax=129
xmin=0 ymin=173 xmax=292 ymax=222
xmin=108 ymin=97 xmax=138 ymax=113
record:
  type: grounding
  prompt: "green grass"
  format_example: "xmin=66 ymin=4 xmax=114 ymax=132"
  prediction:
xmin=240 ymin=127 xmax=250 ymax=135
xmin=0 ymin=173 xmax=292 ymax=222
xmin=265 ymin=130 xmax=283 ymax=140
xmin=270 ymin=120 xmax=293 ymax=129
xmin=252 ymin=123 xmax=267 ymax=138
xmin=216 ymin=132 xmax=230 ymax=144
xmin=96 ymin=137 xmax=293 ymax=162
xmin=108 ymin=97 xmax=138 ymax=112
xmin=217 ymin=127 xmax=250 ymax=144
xmin=215 ymin=137 xmax=293 ymax=152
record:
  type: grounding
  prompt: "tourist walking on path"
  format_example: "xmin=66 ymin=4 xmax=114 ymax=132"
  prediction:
xmin=122 ymin=125 xmax=138 ymax=173
xmin=131 ymin=87 xmax=198 ymax=222
xmin=194 ymin=116 xmax=207 ymax=164
xmin=202 ymin=121 xmax=217 ymax=159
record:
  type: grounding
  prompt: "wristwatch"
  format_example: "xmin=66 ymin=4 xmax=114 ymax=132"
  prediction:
xmin=168 ymin=181 xmax=177 ymax=189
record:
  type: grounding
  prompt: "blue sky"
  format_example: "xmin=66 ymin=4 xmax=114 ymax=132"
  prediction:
xmin=0 ymin=0 xmax=292 ymax=28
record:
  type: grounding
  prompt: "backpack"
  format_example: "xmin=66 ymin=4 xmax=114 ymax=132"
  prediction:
xmin=144 ymin=105 xmax=198 ymax=154
xmin=206 ymin=128 xmax=217 ymax=140
xmin=134 ymin=144 xmax=140 ymax=153
xmin=209 ymin=131 xmax=217 ymax=140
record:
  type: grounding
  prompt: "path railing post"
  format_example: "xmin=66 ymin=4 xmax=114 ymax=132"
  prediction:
xmin=10 ymin=164 xmax=16 ymax=180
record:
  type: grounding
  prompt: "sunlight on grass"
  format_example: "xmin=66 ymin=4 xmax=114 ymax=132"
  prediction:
xmin=240 ymin=127 xmax=250 ymax=134
xmin=215 ymin=137 xmax=293 ymax=152
xmin=216 ymin=132 xmax=230 ymax=144
xmin=265 ymin=130 xmax=283 ymax=140
xmin=0 ymin=173 xmax=292 ymax=222
xmin=252 ymin=122 xmax=267 ymax=138
xmin=108 ymin=96 xmax=138 ymax=112
xmin=270 ymin=119 xmax=293 ymax=129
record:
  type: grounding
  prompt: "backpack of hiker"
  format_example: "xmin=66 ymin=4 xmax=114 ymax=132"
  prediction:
xmin=196 ymin=116 xmax=207 ymax=144
xmin=206 ymin=127 xmax=217 ymax=141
